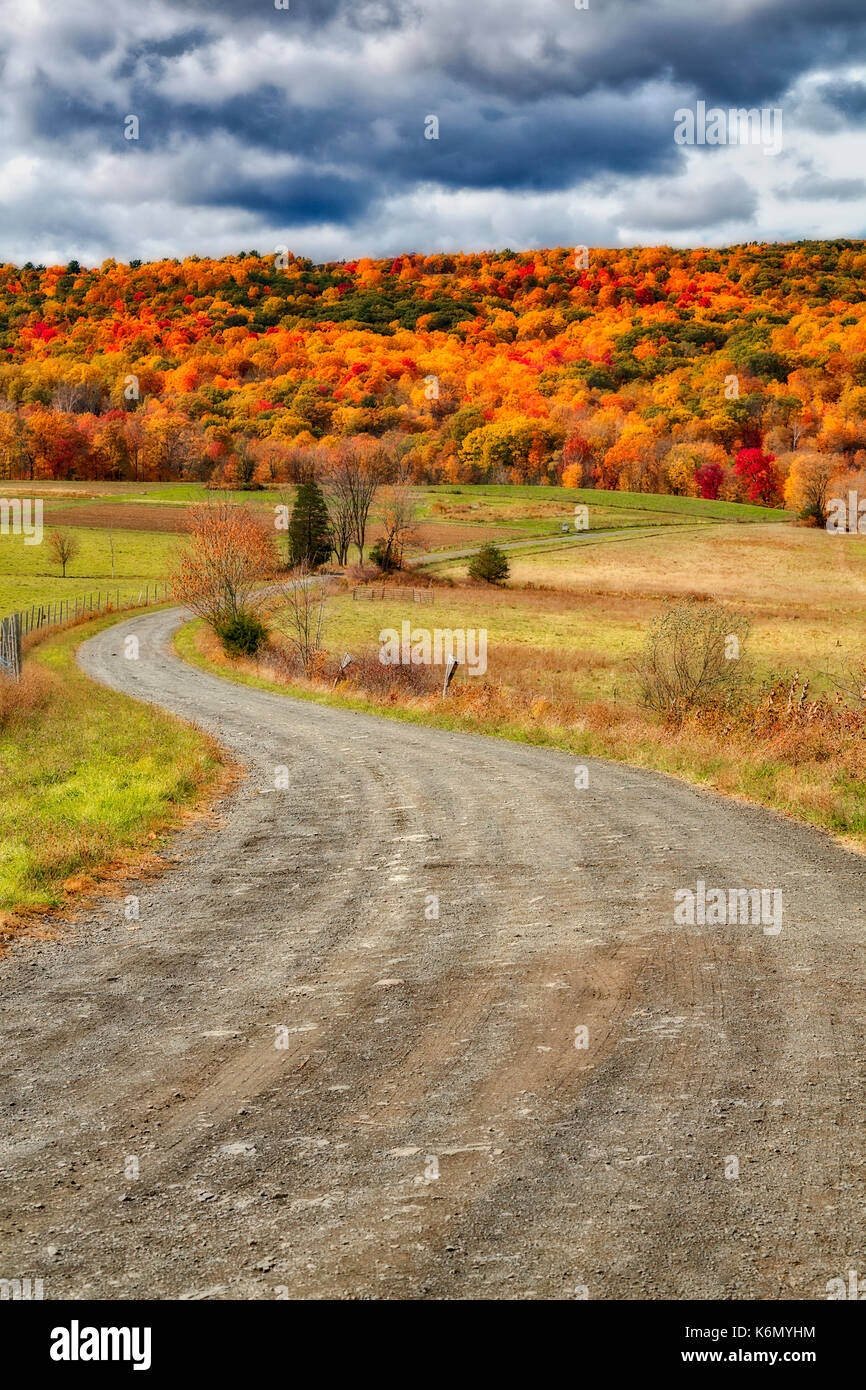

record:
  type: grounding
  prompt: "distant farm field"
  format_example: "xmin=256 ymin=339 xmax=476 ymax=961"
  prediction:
xmin=289 ymin=525 xmax=865 ymax=697
xmin=0 ymin=481 xmax=788 ymax=616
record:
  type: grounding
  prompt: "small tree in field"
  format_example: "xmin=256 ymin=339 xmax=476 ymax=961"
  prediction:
xmin=782 ymin=450 xmax=840 ymax=526
xmin=372 ymin=484 xmax=417 ymax=571
xmin=469 ymin=543 xmax=509 ymax=584
xmin=171 ymin=503 xmax=277 ymax=654
xmin=48 ymin=529 xmax=79 ymax=578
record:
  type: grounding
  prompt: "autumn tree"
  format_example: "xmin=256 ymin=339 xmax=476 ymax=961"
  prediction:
xmin=561 ymin=430 xmax=593 ymax=486
xmin=29 ymin=412 xmax=89 ymax=479
xmin=733 ymin=447 xmax=781 ymax=506
xmin=171 ymin=503 xmax=277 ymax=648
xmin=782 ymin=450 xmax=841 ymax=525
xmin=665 ymin=442 xmax=728 ymax=498
xmin=142 ymin=411 xmax=196 ymax=481
xmin=0 ymin=412 xmax=30 ymax=480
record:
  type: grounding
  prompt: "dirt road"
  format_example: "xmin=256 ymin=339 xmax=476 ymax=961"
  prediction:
xmin=1 ymin=607 xmax=865 ymax=1300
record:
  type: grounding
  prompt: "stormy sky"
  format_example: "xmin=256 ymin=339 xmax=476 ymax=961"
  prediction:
xmin=1 ymin=0 xmax=864 ymax=264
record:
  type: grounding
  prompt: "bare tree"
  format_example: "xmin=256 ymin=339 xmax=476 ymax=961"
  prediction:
xmin=375 ymin=484 xmax=418 ymax=570
xmin=321 ymin=466 xmax=354 ymax=566
xmin=324 ymin=439 xmax=381 ymax=565
xmin=276 ymin=564 xmax=329 ymax=675
xmin=51 ymin=378 xmax=105 ymax=414
xmin=48 ymin=529 xmax=80 ymax=578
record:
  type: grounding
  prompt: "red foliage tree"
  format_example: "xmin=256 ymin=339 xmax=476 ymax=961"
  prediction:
xmin=694 ymin=462 xmax=725 ymax=500
xmin=733 ymin=448 xmax=780 ymax=506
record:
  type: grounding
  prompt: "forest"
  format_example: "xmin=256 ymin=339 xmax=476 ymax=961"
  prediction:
xmin=1 ymin=239 xmax=865 ymax=514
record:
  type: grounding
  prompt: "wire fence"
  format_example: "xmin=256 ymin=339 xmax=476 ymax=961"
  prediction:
xmin=0 ymin=581 xmax=172 ymax=682
xmin=0 ymin=612 xmax=22 ymax=681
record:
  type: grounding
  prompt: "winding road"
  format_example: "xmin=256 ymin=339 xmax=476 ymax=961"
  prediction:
xmin=1 ymin=606 xmax=865 ymax=1300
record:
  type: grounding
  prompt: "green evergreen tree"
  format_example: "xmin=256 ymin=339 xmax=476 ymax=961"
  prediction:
xmin=289 ymin=479 xmax=332 ymax=568
xmin=468 ymin=543 xmax=509 ymax=584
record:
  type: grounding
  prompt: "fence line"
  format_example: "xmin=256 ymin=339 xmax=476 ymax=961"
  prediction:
xmin=0 ymin=612 xmax=22 ymax=681
xmin=0 ymin=581 xmax=172 ymax=682
xmin=352 ymin=586 xmax=434 ymax=603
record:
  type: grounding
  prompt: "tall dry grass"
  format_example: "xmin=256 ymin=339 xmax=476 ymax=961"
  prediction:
xmin=0 ymin=666 xmax=53 ymax=732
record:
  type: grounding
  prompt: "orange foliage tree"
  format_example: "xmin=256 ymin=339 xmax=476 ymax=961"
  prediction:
xmin=171 ymin=503 xmax=278 ymax=632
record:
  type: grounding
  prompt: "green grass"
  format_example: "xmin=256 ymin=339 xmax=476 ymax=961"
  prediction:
xmin=422 ymin=483 xmax=789 ymax=522
xmin=0 ymin=527 xmax=179 ymax=617
xmin=0 ymin=614 xmax=225 ymax=921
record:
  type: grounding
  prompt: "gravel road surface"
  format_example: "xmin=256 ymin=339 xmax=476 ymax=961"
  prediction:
xmin=1 ymin=606 xmax=864 ymax=1300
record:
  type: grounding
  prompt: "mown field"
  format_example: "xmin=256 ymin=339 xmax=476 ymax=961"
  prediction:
xmin=0 ymin=525 xmax=178 ymax=615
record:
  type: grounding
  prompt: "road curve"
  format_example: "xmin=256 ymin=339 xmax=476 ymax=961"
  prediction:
xmin=1 ymin=606 xmax=865 ymax=1300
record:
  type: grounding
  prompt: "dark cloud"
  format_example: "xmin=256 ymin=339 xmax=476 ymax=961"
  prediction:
xmin=0 ymin=0 xmax=863 ymax=262
xmin=816 ymin=79 xmax=866 ymax=120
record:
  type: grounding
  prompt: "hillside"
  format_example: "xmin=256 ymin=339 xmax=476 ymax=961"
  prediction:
xmin=1 ymin=240 xmax=865 ymax=504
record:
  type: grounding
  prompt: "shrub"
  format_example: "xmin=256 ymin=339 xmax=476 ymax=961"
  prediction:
xmin=468 ymin=543 xmax=509 ymax=584
xmin=634 ymin=599 xmax=751 ymax=723
xmin=368 ymin=540 xmax=388 ymax=570
xmin=216 ymin=610 xmax=269 ymax=657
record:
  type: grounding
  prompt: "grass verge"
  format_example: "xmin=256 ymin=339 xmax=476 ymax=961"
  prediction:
xmin=0 ymin=613 xmax=229 ymax=944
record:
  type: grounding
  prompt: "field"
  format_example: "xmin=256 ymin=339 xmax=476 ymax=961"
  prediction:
xmin=0 ymin=524 xmax=179 ymax=615
xmin=0 ymin=481 xmax=786 ymax=615
xmin=261 ymin=523 xmax=866 ymax=696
